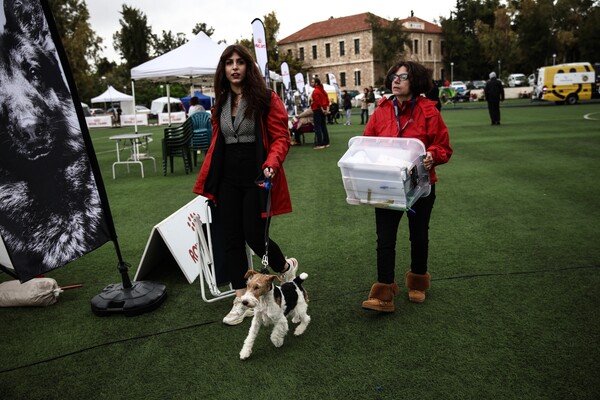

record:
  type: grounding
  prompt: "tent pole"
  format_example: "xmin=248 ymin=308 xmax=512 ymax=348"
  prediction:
xmin=131 ymin=79 xmax=138 ymax=133
xmin=166 ymin=83 xmax=172 ymax=126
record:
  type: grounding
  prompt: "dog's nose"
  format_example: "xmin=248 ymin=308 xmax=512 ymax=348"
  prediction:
xmin=242 ymin=300 xmax=248 ymax=306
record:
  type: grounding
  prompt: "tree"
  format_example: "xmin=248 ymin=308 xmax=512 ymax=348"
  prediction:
xmin=49 ymin=0 xmax=101 ymax=102
xmin=112 ymin=5 xmax=152 ymax=70
xmin=367 ymin=13 xmax=410 ymax=83
xmin=151 ymin=30 xmax=187 ymax=56
xmin=192 ymin=22 xmax=215 ymax=37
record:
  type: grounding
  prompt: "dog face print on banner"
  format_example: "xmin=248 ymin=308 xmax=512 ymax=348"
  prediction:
xmin=0 ymin=0 xmax=111 ymax=281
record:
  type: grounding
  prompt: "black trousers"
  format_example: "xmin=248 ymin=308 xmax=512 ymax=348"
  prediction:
xmin=374 ymin=185 xmax=436 ymax=284
xmin=487 ymin=100 xmax=501 ymax=124
xmin=218 ymin=143 xmax=286 ymax=289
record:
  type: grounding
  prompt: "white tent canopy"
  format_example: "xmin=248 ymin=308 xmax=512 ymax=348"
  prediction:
xmin=130 ymin=32 xmax=226 ymax=82
xmin=91 ymin=85 xmax=133 ymax=103
xmin=151 ymin=97 xmax=183 ymax=115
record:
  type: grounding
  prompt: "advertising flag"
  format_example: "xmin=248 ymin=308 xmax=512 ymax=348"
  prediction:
xmin=251 ymin=18 xmax=269 ymax=87
xmin=0 ymin=0 xmax=113 ymax=282
xmin=295 ymin=73 xmax=309 ymax=111
xmin=328 ymin=72 xmax=342 ymax=103
xmin=280 ymin=62 xmax=295 ymax=116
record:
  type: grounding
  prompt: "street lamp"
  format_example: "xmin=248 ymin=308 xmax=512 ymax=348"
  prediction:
xmin=450 ymin=62 xmax=454 ymax=83
xmin=497 ymin=60 xmax=501 ymax=79
xmin=553 ymin=53 xmax=556 ymax=65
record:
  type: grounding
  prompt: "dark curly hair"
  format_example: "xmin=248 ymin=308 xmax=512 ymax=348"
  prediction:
xmin=213 ymin=44 xmax=271 ymax=118
xmin=384 ymin=61 xmax=433 ymax=98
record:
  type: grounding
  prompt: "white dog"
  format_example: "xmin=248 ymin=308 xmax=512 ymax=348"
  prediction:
xmin=239 ymin=270 xmax=310 ymax=360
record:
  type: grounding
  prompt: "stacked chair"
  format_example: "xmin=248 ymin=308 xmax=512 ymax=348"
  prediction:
xmin=190 ymin=112 xmax=212 ymax=167
xmin=162 ymin=118 xmax=193 ymax=175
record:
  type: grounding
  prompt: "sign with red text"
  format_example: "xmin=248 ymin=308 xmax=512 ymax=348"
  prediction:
xmin=134 ymin=196 xmax=210 ymax=284
xmin=120 ymin=113 xmax=148 ymax=127
xmin=157 ymin=112 xmax=186 ymax=125
xmin=85 ymin=116 xmax=112 ymax=128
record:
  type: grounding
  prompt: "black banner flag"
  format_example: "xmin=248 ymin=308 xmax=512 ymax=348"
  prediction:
xmin=0 ymin=0 xmax=114 ymax=282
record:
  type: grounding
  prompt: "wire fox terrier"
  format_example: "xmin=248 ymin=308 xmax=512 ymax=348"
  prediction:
xmin=239 ymin=270 xmax=310 ymax=360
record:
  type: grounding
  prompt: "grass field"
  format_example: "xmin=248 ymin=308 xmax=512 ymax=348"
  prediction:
xmin=1 ymin=102 xmax=599 ymax=399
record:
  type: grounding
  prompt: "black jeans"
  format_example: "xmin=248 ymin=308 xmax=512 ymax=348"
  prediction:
xmin=218 ymin=143 xmax=286 ymax=289
xmin=374 ymin=185 xmax=436 ymax=284
xmin=312 ymin=109 xmax=329 ymax=146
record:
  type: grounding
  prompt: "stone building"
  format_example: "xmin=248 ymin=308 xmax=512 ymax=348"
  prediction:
xmin=278 ymin=12 xmax=445 ymax=92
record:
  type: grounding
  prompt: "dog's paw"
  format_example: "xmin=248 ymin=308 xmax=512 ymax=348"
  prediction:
xmin=294 ymin=325 xmax=307 ymax=336
xmin=271 ymin=335 xmax=285 ymax=347
xmin=240 ymin=348 xmax=252 ymax=360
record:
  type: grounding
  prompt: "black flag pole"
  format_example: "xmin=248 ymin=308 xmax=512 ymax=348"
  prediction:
xmin=40 ymin=0 xmax=166 ymax=316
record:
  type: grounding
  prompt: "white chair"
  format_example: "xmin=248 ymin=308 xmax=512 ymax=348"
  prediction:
xmin=193 ymin=202 xmax=253 ymax=303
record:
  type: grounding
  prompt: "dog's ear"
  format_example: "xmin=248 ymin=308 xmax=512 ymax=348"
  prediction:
xmin=268 ymin=275 xmax=278 ymax=284
xmin=244 ymin=270 xmax=257 ymax=280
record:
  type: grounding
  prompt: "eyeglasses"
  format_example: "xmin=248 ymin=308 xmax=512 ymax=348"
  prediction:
xmin=389 ymin=73 xmax=409 ymax=82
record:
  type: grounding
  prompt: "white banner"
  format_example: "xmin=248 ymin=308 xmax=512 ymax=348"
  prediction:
xmin=158 ymin=112 xmax=186 ymax=125
xmin=328 ymin=72 xmax=342 ymax=103
xmin=85 ymin=116 xmax=112 ymax=128
xmin=280 ymin=62 xmax=295 ymax=116
xmin=295 ymin=72 xmax=309 ymax=111
xmin=251 ymin=18 xmax=269 ymax=87
xmin=120 ymin=114 xmax=148 ymax=127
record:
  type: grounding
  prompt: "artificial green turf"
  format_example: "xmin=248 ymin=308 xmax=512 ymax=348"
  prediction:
xmin=1 ymin=103 xmax=599 ymax=399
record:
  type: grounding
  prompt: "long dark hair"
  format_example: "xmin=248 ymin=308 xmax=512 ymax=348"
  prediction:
xmin=213 ymin=44 xmax=270 ymax=118
xmin=384 ymin=61 xmax=433 ymax=98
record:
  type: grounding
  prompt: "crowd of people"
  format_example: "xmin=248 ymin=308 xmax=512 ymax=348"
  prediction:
xmin=190 ymin=43 xmax=531 ymax=323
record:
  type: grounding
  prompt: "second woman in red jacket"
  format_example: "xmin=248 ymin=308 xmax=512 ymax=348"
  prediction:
xmin=193 ymin=45 xmax=298 ymax=326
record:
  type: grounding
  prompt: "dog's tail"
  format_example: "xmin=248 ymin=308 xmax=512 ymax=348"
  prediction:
xmin=294 ymin=272 xmax=308 ymax=285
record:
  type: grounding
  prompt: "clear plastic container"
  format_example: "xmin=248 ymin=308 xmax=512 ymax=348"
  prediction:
xmin=337 ymin=136 xmax=431 ymax=210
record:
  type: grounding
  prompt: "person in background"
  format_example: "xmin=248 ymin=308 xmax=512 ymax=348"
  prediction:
xmin=342 ymin=90 xmax=353 ymax=125
xmin=360 ymin=87 xmax=369 ymax=124
xmin=361 ymin=60 xmax=453 ymax=313
xmin=367 ymin=86 xmax=376 ymax=117
xmin=193 ymin=44 xmax=298 ymax=326
xmin=310 ymin=76 xmax=330 ymax=149
xmin=188 ymin=95 xmax=205 ymax=116
xmin=484 ymin=71 xmax=504 ymax=125
xmin=289 ymin=108 xmax=313 ymax=146
xmin=327 ymin=98 xmax=339 ymax=124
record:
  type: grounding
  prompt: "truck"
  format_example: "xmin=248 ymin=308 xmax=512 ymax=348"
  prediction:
xmin=534 ymin=62 xmax=600 ymax=105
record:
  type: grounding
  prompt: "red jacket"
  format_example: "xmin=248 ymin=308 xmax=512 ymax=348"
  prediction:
xmin=310 ymin=84 xmax=329 ymax=111
xmin=363 ymin=96 xmax=452 ymax=184
xmin=193 ymin=91 xmax=292 ymax=216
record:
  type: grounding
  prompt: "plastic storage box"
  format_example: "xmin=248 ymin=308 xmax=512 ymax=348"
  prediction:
xmin=337 ymin=136 xmax=431 ymax=210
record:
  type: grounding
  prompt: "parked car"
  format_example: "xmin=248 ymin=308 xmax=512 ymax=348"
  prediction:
xmin=450 ymin=81 xmax=467 ymax=92
xmin=89 ymin=108 xmax=105 ymax=116
xmin=135 ymin=105 xmax=152 ymax=114
xmin=469 ymin=80 xmax=486 ymax=89
xmin=508 ymin=73 xmax=527 ymax=87
xmin=351 ymin=92 xmax=382 ymax=108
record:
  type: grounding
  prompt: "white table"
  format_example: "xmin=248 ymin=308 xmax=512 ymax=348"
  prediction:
xmin=109 ymin=133 xmax=156 ymax=178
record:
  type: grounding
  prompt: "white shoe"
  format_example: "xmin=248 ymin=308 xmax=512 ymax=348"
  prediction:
xmin=223 ymin=297 xmax=253 ymax=326
xmin=280 ymin=258 xmax=298 ymax=282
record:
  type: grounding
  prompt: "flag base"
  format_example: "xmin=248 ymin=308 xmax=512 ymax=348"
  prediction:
xmin=91 ymin=281 xmax=167 ymax=316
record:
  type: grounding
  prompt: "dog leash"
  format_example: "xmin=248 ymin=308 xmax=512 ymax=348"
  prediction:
xmin=256 ymin=175 xmax=272 ymax=274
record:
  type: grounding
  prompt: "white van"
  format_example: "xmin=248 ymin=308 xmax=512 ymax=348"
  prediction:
xmin=508 ymin=73 xmax=527 ymax=87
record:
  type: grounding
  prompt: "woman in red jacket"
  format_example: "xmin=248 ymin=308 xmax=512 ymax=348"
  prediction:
xmin=193 ymin=45 xmax=297 ymax=325
xmin=361 ymin=61 xmax=453 ymax=313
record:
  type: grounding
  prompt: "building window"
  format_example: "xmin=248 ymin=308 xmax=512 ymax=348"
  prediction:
xmin=354 ymin=70 xmax=361 ymax=86
xmin=339 ymin=41 xmax=345 ymax=56
xmin=441 ymin=40 xmax=445 ymax=57
xmin=325 ymin=43 xmax=331 ymax=58
xmin=354 ymin=39 xmax=360 ymax=54
xmin=299 ymin=47 xmax=304 ymax=61
xmin=414 ymin=39 xmax=419 ymax=54
xmin=340 ymin=72 xmax=346 ymax=87
xmin=428 ymin=40 xmax=432 ymax=55
xmin=312 ymin=45 xmax=317 ymax=59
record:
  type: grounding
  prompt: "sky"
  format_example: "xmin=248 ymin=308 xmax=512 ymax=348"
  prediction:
xmin=87 ymin=0 xmax=457 ymax=63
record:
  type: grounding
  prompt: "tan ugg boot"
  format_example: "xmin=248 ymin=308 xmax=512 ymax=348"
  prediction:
xmin=405 ymin=271 xmax=431 ymax=303
xmin=361 ymin=282 xmax=399 ymax=312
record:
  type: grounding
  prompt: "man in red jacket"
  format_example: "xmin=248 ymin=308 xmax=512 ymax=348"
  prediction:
xmin=310 ymin=77 xmax=330 ymax=149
